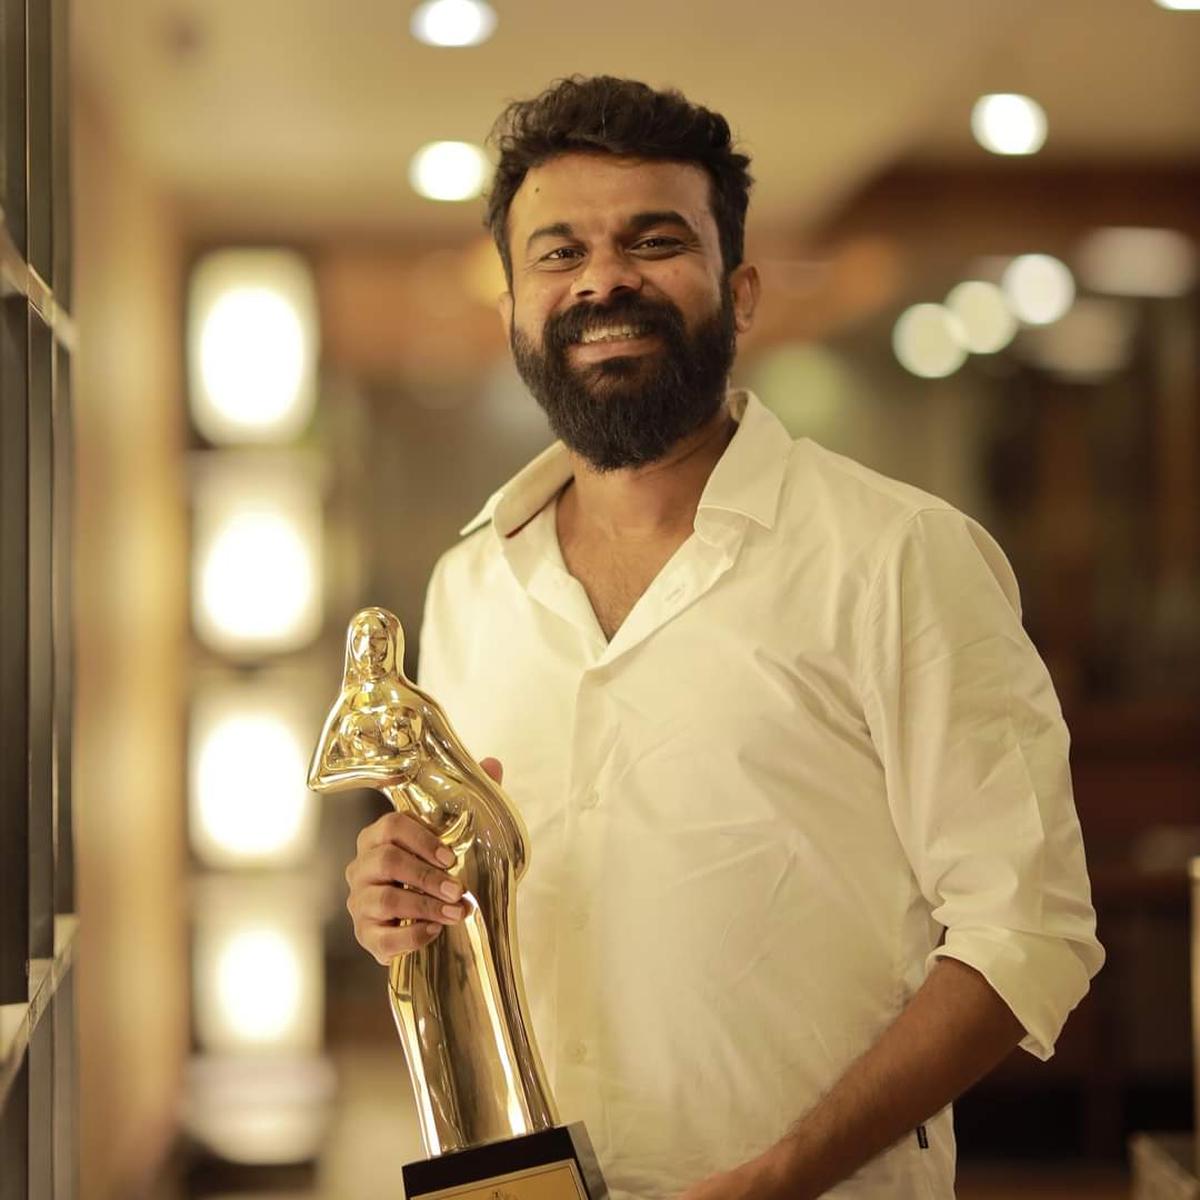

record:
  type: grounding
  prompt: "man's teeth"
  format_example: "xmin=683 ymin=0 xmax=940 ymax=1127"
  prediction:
xmin=578 ymin=325 xmax=648 ymax=345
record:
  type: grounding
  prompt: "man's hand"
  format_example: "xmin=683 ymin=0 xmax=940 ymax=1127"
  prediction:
xmin=678 ymin=958 xmax=1023 ymax=1200
xmin=677 ymin=1156 xmax=787 ymax=1200
xmin=345 ymin=757 xmax=504 ymax=962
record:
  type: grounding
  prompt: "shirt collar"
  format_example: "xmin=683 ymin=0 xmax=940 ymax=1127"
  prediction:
xmin=459 ymin=389 xmax=792 ymax=539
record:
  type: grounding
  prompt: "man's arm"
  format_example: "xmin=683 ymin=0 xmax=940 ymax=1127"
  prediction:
xmin=681 ymin=957 xmax=1024 ymax=1200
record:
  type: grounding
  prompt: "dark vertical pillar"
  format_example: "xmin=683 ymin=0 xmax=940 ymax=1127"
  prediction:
xmin=28 ymin=312 xmax=53 ymax=963
xmin=0 ymin=297 xmax=30 ymax=1004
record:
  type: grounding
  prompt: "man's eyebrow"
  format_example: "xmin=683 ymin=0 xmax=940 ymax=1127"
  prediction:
xmin=624 ymin=210 xmax=697 ymax=238
xmin=525 ymin=221 xmax=575 ymax=251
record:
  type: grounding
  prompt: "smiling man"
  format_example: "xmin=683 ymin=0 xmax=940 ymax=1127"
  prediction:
xmin=344 ymin=77 xmax=1103 ymax=1199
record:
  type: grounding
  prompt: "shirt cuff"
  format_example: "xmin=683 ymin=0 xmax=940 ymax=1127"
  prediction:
xmin=928 ymin=926 xmax=1102 ymax=1060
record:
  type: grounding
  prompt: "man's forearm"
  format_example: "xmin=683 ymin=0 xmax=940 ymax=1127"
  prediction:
xmin=709 ymin=957 xmax=1026 ymax=1200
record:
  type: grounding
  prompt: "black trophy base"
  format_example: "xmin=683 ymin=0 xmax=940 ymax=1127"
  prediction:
xmin=402 ymin=1123 xmax=608 ymax=1199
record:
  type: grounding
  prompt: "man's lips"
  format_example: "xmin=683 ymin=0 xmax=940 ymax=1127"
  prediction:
xmin=567 ymin=332 xmax=661 ymax=362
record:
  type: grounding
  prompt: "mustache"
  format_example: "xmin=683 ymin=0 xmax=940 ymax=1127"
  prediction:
xmin=543 ymin=294 xmax=686 ymax=353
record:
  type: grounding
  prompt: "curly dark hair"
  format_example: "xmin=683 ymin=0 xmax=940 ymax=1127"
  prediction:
xmin=485 ymin=75 xmax=753 ymax=287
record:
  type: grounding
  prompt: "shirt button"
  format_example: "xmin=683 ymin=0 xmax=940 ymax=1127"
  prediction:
xmin=566 ymin=1040 xmax=588 ymax=1065
xmin=580 ymin=791 xmax=599 ymax=810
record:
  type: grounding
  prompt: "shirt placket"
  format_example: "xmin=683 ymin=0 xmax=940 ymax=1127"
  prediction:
xmin=550 ymin=664 xmax=615 ymax=1112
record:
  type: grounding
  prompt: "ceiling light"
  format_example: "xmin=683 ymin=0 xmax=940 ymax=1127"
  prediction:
xmin=944 ymin=281 xmax=1018 ymax=354
xmin=1076 ymin=227 xmax=1197 ymax=298
xmin=411 ymin=0 xmax=497 ymax=46
xmin=1002 ymin=255 xmax=1075 ymax=326
xmin=971 ymin=94 xmax=1047 ymax=156
xmin=892 ymin=304 xmax=968 ymax=379
xmin=408 ymin=141 xmax=489 ymax=202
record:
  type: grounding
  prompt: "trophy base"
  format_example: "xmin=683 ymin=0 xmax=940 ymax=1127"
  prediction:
xmin=402 ymin=1123 xmax=608 ymax=1199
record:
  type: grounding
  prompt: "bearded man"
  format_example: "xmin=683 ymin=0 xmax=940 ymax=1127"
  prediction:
xmin=344 ymin=76 xmax=1103 ymax=1200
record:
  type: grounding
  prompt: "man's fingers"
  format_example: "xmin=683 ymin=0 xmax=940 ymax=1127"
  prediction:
xmin=348 ymin=845 xmax=462 ymax=899
xmin=353 ymin=882 xmax=466 ymax=927
xmin=347 ymin=758 xmax=505 ymax=969
xmin=355 ymin=810 xmax=455 ymax=868
xmin=368 ymin=920 xmax=444 ymax=965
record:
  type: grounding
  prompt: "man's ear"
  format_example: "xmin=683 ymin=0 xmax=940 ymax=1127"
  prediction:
xmin=729 ymin=263 xmax=761 ymax=335
xmin=498 ymin=291 xmax=514 ymax=341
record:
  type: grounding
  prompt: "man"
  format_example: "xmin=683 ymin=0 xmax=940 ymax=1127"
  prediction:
xmin=345 ymin=76 xmax=1103 ymax=1199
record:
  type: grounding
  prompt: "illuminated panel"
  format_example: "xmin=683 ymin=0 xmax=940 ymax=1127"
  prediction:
xmin=188 ymin=249 xmax=318 ymax=445
xmin=191 ymin=455 xmax=323 ymax=657
xmin=189 ymin=682 xmax=318 ymax=868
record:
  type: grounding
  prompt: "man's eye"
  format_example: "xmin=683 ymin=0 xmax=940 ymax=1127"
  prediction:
xmin=541 ymin=246 xmax=582 ymax=263
xmin=633 ymin=237 xmax=682 ymax=253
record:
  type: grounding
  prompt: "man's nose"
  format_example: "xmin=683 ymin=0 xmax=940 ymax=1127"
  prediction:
xmin=570 ymin=247 xmax=643 ymax=303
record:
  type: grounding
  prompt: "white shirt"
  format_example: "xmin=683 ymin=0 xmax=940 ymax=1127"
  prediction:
xmin=417 ymin=390 xmax=1103 ymax=1200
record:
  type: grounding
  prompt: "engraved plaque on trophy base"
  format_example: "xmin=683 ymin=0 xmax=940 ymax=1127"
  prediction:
xmin=402 ymin=1124 xmax=607 ymax=1199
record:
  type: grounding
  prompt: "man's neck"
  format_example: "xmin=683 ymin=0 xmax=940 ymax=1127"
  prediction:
xmin=558 ymin=401 xmax=737 ymax=545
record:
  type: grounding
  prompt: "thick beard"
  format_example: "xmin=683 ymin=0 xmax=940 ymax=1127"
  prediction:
xmin=510 ymin=287 xmax=737 ymax=472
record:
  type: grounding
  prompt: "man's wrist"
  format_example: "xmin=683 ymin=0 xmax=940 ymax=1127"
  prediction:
xmin=751 ymin=1136 xmax=821 ymax=1200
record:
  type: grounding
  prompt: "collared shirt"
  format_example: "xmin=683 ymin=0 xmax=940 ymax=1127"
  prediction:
xmin=417 ymin=390 xmax=1104 ymax=1200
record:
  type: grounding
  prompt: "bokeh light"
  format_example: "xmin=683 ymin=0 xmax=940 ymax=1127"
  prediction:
xmin=217 ymin=928 xmax=303 ymax=1043
xmin=409 ymin=141 xmax=490 ymax=202
xmin=892 ymin=304 xmax=968 ymax=379
xmin=194 ymin=893 xmax=324 ymax=1055
xmin=1002 ymin=254 xmax=1076 ymax=326
xmin=188 ymin=251 xmax=318 ymax=444
xmin=410 ymin=0 xmax=497 ymax=46
xmin=190 ymin=690 xmax=316 ymax=867
xmin=751 ymin=343 xmax=854 ymax=440
xmin=944 ymin=281 xmax=1018 ymax=354
xmin=197 ymin=509 xmax=318 ymax=653
xmin=1019 ymin=298 xmax=1137 ymax=381
xmin=971 ymin=94 xmax=1048 ymax=156
xmin=1076 ymin=227 xmax=1197 ymax=298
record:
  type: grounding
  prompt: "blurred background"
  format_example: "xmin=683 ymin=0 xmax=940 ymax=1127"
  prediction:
xmin=17 ymin=0 xmax=1200 ymax=1196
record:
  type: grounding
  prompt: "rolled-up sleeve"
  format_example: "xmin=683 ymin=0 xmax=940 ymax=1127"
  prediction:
xmin=859 ymin=507 xmax=1104 ymax=1060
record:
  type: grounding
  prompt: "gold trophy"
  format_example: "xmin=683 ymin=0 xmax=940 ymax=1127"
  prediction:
xmin=309 ymin=608 xmax=607 ymax=1199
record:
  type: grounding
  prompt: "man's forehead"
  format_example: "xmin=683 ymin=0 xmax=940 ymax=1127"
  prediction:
xmin=510 ymin=154 xmax=713 ymax=235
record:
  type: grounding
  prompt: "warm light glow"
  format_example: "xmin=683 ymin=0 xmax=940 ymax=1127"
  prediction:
xmin=1154 ymin=0 xmax=1200 ymax=10
xmin=892 ymin=304 xmax=968 ymax=379
xmin=971 ymin=94 xmax=1047 ymax=156
xmin=751 ymin=344 xmax=853 ymax=440
xmin=1076 ymin=227 xmax=1197 ymax=298
xmin=1020 ymin=299 xmax=1136 ymax=381
xmin=410 ymin=0 xmax=497 ymax=46
xmin=944 ymin=281 xmax=1018 ymax=354
xmin=190 ymin=690 xmax=316 ymax=867
xmin=184 ymin=1057 xmax=336 ymax=1165
xmin=409 ymin=141 xmax=489 ymax=202
xmin=1002 ymin=254 xmax=1075 ymax=325
xmin=188 ymin=251 xmax=318 ymax=444
xmin=193 ymin=886 xmax=323 ymax=1055
xmin=217 ymin=928 xmax=303 ymax=1043
xmin=191 ymin=454 xmax=323 ymax=657
xmin=197 ymin=508 xmax=318 ymax=652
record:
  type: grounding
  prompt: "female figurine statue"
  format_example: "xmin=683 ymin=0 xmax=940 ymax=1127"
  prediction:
xmin=308 ymin=607 xmax=558 ymax=1155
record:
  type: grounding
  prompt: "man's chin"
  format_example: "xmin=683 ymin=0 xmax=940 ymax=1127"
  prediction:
xmin=571 ymin=354 xmax=664 ymax=393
